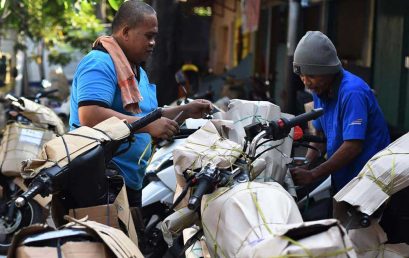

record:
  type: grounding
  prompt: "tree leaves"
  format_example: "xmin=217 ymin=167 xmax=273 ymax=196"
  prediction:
xmin=0 ymin=0 xmax=105 ymax=66
xmin=107 ymin=0 xmax=122 ymax=11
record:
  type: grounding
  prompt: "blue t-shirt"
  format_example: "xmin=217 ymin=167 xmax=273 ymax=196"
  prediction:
xmin=69 ymin=50 xmax=158 ymax=190
xmin=312 ymin=70 xmax=390 ymax=192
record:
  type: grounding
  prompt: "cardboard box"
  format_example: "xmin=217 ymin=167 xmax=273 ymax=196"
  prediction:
xmin=0 ymin=122 xmax=56 ymax=177
xmin=16 ymin=241 xmax=113 ymax=258
xmin=65 ymin=183 xmax=138 ymax=247
xmin=69 ymin=204 xmax=120 ymax=229
xmin=8 ymin=220 xmax=143 ymax=258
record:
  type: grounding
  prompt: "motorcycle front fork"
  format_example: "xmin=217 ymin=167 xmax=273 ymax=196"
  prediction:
xmin=3 ymin=181 xmax=17 ymax=223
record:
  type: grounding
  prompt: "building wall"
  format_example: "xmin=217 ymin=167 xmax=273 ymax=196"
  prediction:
xmin=373 ymin=0 xmax=409 ymax=132
xmin=209 ymin=0 xmax=241 ymax=74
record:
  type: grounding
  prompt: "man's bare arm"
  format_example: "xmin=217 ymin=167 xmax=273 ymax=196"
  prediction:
xmin=311 ymin=140 xmax=363 ymax=179
xmin=291 ymin=139 xmax=363 ymax=185
xmin=79 ymin=105 xmax=179 ymax=139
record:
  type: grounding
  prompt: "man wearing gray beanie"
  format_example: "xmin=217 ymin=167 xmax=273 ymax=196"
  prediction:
xmin=290 ymin=31 xmax=390 ymax=194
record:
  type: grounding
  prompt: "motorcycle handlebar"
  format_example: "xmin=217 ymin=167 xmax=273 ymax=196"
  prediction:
xmin=285 ymin=108 xmax=324 ymax=128
xmin=127 ymin=108 xmax=163 ymax=133
xmin=15 ymin=183 xmax=43 ymax=208
xmin=188 ymin=176 xmax=212 ymax=210
xmin=187 ymin=164 xmax=218 ymax=210
xmin=268 ymin=108 xmax=324 ymax=141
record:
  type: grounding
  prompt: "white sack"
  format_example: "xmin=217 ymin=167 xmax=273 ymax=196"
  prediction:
xmin=173 ymin=120 xmax=242 ymax=177
xmin=238 ymin=219 xmax=356 ymax=258
xmin=334 ymin=132 xmax=409 ymax=216
xmin=201 ymin=182 xmax=303 ymax=257
xmin=213 ymin=99 xmax=293 ymax=183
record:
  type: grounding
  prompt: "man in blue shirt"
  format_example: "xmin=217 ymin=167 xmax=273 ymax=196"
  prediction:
xmin=290 ymin=31 xmax=390 ymax=193
xmin=70 ymin=1 xmax=212 ymax=208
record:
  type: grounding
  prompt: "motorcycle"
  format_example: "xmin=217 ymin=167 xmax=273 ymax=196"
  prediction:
xmin=13 ymin=108 xmax=162 ymax=236
xmin=141 ymin=100 xmax=330 ymax=255
xmin=161 ymin=108 xmax=356 ymax=257
xmin=0 ymin=89 xmax=65 ymax=253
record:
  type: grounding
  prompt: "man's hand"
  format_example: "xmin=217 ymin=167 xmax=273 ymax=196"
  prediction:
xmin=290 ymin=167 xmax=318 ymax=186
xmin=184 ymin=99 xmax=213 ymax=119
xmin=145 ymin=117 xmax=179 ymax=140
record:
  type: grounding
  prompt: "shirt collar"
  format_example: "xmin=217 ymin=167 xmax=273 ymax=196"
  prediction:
xmin=318 ymin=70 xmax=344 ymax=100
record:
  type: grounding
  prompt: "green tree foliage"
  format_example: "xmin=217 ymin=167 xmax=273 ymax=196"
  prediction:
xmin=0 ymin=0 xmax=106 ymax=67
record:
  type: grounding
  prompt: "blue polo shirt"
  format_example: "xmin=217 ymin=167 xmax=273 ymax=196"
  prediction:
xmin=69 ymin=50 xmax=158 ymax=190
xmin=312 ymin=70 xmax=390 ymax=192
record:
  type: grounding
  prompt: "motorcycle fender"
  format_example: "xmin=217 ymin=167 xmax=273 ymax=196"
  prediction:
xmin=13 ymin=177 xmax=51 ymax=207
xmin=156 ymin=166 xmax=177 ymax=192
xmin=142 ymin=181 xmax=173 ymax=207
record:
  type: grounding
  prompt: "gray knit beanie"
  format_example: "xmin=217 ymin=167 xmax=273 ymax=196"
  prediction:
xmin=293 ymin=31 xmax=342 ymax=75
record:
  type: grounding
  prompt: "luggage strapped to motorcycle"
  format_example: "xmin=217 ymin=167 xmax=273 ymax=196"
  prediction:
xmin=21 ymin=116 xmax=131 ymax=178
xmin=7 ymin=216 xmax=143 ymax=258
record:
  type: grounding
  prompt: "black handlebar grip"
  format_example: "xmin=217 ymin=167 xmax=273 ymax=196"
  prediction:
xmin=188 ymin=177 xmax=212 ymax=210
xmin=128 ymin=108 xmax=163 ymax=133
xmin=286 ymin=108 xmax=324 ymax=128
xmin=15 ymin=183 xmax=43 ymax=208
xmin=301 ymin=134 xmax=326 ymax=143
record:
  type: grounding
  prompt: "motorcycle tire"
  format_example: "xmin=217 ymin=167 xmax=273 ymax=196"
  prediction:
xmin=0 ymin=199 xmax=44 ymax=254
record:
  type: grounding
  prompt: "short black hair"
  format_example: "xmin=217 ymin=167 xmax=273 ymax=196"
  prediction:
xmin=112 ymin=1 xmax=156 ymax=33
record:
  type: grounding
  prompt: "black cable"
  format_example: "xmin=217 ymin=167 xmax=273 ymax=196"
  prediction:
xmin=169 ymin=180 xmax=193 ymax=211
xmin=60 ymin=135 xmax=71 ymax=164
xmin=293 ymin=142 xmax=322 ymax=158
xmin=92 ymin=127 xmax=113 ymax=140
xmin=256 ymin=138 xmax=275 ymax=149
xmin=253 ymin=141 xmax=284 ymax=160
xmin=56 ymin=238 xmax=63 ymax=258
xmin=179 ymin=228 xmax=204 ymax=257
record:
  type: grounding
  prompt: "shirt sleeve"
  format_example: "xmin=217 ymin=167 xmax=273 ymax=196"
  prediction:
xmin=341 ymin=90 xmax=368 ymax=141
xmin=76 ymin=55 xmax=117 ymax=107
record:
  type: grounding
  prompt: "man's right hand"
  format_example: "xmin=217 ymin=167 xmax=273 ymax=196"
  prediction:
xmin=145 ymin=117 xmax=179 ymax=139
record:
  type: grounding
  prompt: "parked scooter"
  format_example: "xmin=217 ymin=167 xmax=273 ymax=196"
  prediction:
xmin=161 ymin=108 xmax=356 ymax=257
xmin=0 ymin=90 xmax=65 ymax=253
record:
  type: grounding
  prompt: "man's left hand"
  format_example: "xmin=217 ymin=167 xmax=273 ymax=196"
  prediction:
xmin=290 ymin=167 xmax=317 ymax=186
xmin=184 ymin=99 xmax=213 ymax=119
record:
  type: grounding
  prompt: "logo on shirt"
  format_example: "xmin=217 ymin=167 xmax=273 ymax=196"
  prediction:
xmin=349 ymin=118 xmax=363 ymax=126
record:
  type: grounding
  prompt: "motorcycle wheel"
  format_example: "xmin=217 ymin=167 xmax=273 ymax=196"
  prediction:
xmin=0 ymin=199 xmax=44 ymax=254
